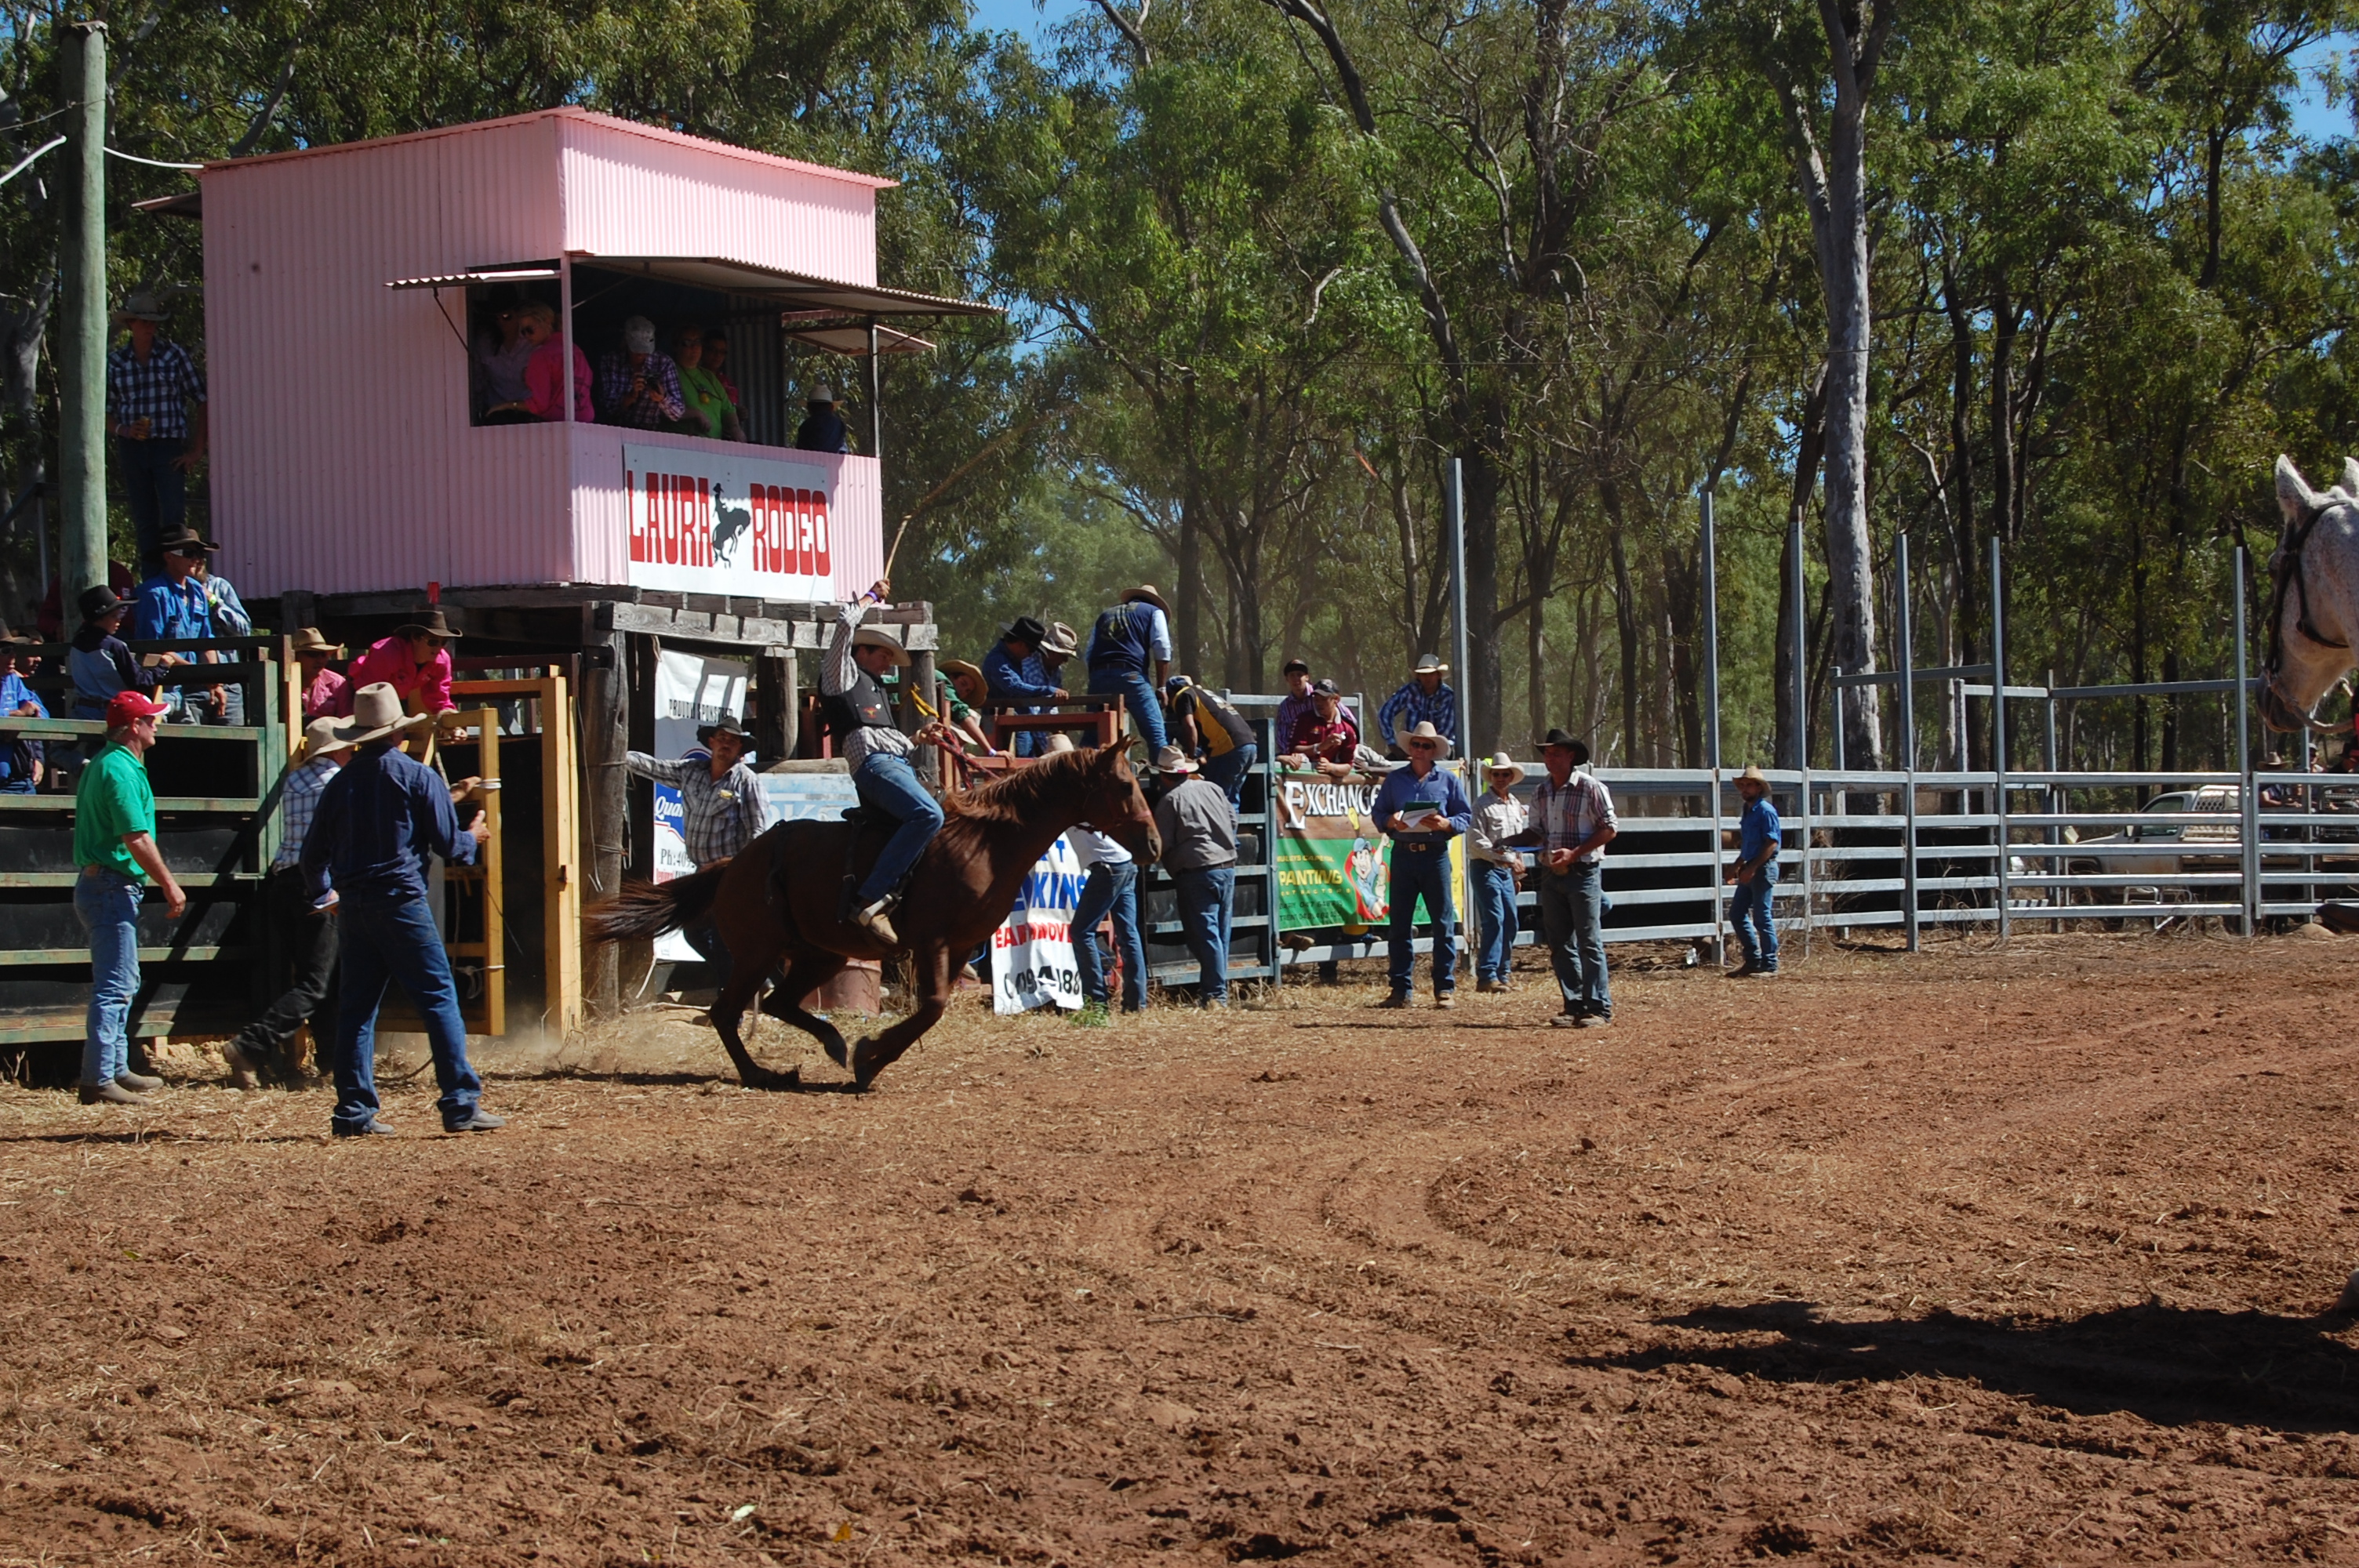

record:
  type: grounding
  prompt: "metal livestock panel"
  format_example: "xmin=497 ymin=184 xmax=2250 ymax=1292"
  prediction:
xmin=557 ymin=116 xmax=881 ymax=284
xmin=203 ymin=117 xmax=572 ymax=596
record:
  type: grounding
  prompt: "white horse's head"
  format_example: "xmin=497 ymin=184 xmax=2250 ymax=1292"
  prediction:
xmin=2261 ymin=455 xmax=2359 ymax=734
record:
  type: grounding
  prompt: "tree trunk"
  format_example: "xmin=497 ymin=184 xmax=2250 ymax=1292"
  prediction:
xmin=1776 ymin=365 xmax=1830 ymax=771
xmin=1820 ymin=103 xmax=1881 ymax=771
xmin=1663 ymin=541 xmax=1702 ymax=768
xmin=1462 ymin=420 xmax=1504 ymax=762
xmin=1607 ymin=486 xmax=1639 ymax=768
xmin=1989 ymin=287 xmax=2018 ymax=549
xmin=1178 ymin=379 xmax=1205 ymax=675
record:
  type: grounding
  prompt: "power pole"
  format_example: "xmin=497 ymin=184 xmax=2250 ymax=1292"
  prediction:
xmin=58 ymin=20 xmax=107 ymax=606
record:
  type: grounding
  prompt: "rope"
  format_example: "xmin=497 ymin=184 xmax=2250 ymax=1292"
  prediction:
xmin=104 ymin=146 xmax=203 ymax=169
xmin=0 ymin=136 xmax=64 ymax=187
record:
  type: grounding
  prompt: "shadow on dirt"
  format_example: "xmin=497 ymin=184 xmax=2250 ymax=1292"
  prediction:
xmin=490 ymin=1065 xmax=866 ymax=1094
xmin=1577 ymin=1298 xmax=2359 ymax=1432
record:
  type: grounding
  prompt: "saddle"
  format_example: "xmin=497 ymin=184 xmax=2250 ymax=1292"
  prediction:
xmin=835 ymin=805 xmax=901 ymax=918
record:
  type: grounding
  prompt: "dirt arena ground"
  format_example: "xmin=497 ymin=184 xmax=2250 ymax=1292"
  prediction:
xmin=7 ymin=932 xmax=2359 ymax=1565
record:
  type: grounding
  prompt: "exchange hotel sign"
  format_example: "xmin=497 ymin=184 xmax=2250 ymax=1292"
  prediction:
xmin=624 ymin=442 xmax=835 ymax=597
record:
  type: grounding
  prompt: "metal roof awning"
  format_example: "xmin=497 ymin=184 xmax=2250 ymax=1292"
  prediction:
xmin=785 ymin=322 xmax=936 ymax=358
xmin=568 ymin=255 xmax=996 ymax=318
xmin=385 ymin=263 xmax=564 ymax=289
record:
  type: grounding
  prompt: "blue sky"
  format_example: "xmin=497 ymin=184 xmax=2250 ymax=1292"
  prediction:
xmin=965 ymin=0 xmax=1089 ymax=45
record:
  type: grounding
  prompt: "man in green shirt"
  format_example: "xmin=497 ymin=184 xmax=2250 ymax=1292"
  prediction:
xmin=74 ymin=690 xmax=187 ymax=1105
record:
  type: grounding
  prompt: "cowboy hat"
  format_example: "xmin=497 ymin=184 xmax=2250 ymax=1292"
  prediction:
xmin=296 ymin=714 xmax=356 ymax=762
xmin=1121 ymin=583 xmax=1172 ymax=618
xmin=289 ymin=627 xmax=342 ymax=657
xmin=1041 ymin=733 xmax=1078 ymax=754
xmin=1401 ymin=720 xmax=1452 ymax=759
xmin=394 ymin=606 xmax=463 ymax=641
xmin=154 ymin=524 xmax=217 ymax=555
xmin=1150 ymin=743 xmax=1198 ymax=775
xmin=808 ymin=383 xmax=836 ymax=405
xmin=997 ymin=615 xmax=1049 ymax=648
xmin=939 ymin=658 xmax=983 ymax=684
xmin=697 ymin=715 xmax=752 ymax=746
xmin=1041 ymin=620 xmax=1079 ymax=660
xmin=1536 ymin=727 xmax=1585 ymax=751
xmin=0 ymin=625 xmax=39 ymax=647
xmin=331 ymin=682 xmax=434 ymax=746
xmin=113 ymin=289 xmax=169 ymax=323
xmin=1410 ymin=652 xmax=1450 ymax=677
xmin=1482 ymin=751 xmax=1525 ymax=783
xmin=851 ymin=626 xmax=911 ymax=666
xmin=1734 ymin=764 xmax=1769 ymax=786
xmin=78 ymin=585 xmax=129 ymax=621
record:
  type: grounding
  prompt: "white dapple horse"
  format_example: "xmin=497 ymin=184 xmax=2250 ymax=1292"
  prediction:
xmin=2262 ymin=455 xmax=2359 ymax=737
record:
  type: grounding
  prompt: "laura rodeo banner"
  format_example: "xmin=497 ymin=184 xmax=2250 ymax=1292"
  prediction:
xmin=992 ymin=834 xmax=1085 ymax=1014
xmin=623 ymin=441 xmax=837 ymax=600
xmin=1272 ymin=768 xmax=1467 ymax=932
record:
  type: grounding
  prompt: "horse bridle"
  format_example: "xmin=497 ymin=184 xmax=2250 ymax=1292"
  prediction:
xmin=2263 ymin=495 xmax=2350 ymax=710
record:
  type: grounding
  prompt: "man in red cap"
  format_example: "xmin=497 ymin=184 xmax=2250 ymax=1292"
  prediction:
xmin=72 ymin=689 xmax=185 ymax=1106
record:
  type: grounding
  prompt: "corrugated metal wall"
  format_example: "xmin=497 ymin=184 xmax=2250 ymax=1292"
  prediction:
xmin=558 ymin=118 xmax=878 ymax=284
xmin=722 ymin=294 xmax=786 ymax=448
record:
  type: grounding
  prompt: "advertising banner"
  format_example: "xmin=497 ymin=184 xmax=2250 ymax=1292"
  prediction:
xmin=1272 ymin=766 xmax=1467 ymax=933
xmin=649 ymin=649 xmax=748 ymax=960
xmin=990 ymin=834 xmax=1085 ymax=1014
xmin=623 ymin=441 xmax=837 ymax=599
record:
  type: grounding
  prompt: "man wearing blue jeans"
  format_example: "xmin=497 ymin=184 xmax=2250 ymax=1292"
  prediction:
xmin=1467 ymin=753 xmax=1529 ymax=992
xmin=1372 ymin=722 xmax=1473 ymax=1008
xmin=304 ymin=682 xmax=499 ymax=1137
xmin=1725 ymin=764 xmax=1781 ymax=976
xmin=1068 ymin=825 xmax=1147 ymax=1014
xmin=824 ymin=579 xmax=954 ymax=948
xmin=1152 ymin=746 xmax=1237 ymax=1006
xmin=1511 ymin=729 xmax=1619 ymax=1028
xmin=1085 ymin=585 xmax=1173 ymax=755
xmin=71 ymin=690 xmax=185 ymax=1106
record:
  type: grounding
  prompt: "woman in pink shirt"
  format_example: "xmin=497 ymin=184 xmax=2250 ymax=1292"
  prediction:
xmin=338 ymin=607 xmax=460 ymax=717
xmin=483 ymin=303 xmax=591 ymax=424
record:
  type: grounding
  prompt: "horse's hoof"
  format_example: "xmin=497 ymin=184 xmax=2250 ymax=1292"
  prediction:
xmin=850 ymin=1038 xmax=884 ymax=1091
xmin=2337 ymin=1269 xmax=2359 ymax=1316
xmin=743 ymin=1065 xmax=801 ymax=1093
xmin=823 ymin=1036 xmax=848 ymax=1069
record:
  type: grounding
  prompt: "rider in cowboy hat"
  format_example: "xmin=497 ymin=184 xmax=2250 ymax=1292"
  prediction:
xmin=339 ymin=604 xmax=463 ymax=722
xmin=1725 ymin=764 xmax=1782 ymax=977
xmin=823 ymin=579 xmax=961 ymax=945
xmin=303 ymin=682 xmax=499 ymax=1136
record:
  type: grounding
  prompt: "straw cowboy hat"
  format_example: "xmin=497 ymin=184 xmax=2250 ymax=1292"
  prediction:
xmin=289 ymin=627 xmax=342 ymax=657
xmin=394 ymin=606 xmax=463 ymax=641
xmin=851 ymin=626 xmax=911 ymax=666
xmin=1410 ymin=652 xmax=1449 ymax=677
xmin=296 ymin=715 xmax=357 ymax=763
xmin=1121 ymin=584 xmax=1172 ymax=618
xmin=1150 ymin=743 xmax=1198 ymax=775
xmin=1041 ymin=620 xmax=1079 ymax=661
xmin=1401 ymin=720 xmax=1452 ymax=759
xmin=114 ymin=289 xmax=170 ymax=324
xmin=331 ymin=682 xmax=434 ymax=747
xmin=1482 ymin=751 xmax=1525 ymax=784
xmin=1735 ymin=764 xmax=1769 ymax=787
xmin=939 ymin=658 xmax=983 ymax=684
xmin=1041 ymin=733 xmax=1078 ymax=754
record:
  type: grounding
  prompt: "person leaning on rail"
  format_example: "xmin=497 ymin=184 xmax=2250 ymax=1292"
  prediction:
xmin=72 ymin=689 xmax=186 ymax=1106
xmin=302 ymin=683 xmax=499 ymax=1138
xmin=624 ymin=714 xmax=775 ymax=986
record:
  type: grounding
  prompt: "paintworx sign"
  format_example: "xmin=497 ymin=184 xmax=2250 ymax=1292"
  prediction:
xmin=623 ymin=441 xmax=836 ymax=598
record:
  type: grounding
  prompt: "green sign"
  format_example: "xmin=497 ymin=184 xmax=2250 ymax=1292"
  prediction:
xmin=1271 ymin=766 xmax=1467 ymax=933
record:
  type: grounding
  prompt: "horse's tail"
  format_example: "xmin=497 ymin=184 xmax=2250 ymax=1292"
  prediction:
xmin=584 ymin=862 xmax=729 ymax=943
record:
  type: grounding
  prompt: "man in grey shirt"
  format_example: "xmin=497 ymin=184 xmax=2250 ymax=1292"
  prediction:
xmin=1150 ymin=744 xmax=1238 ymax=1007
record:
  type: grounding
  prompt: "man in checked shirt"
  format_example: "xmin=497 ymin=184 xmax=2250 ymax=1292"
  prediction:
xmin=104 ymin=291 xmax=208 ymax=571
xmin=222 ymin=718 xmax=355 ymax=1088
xmin=626 ymin=715 xmax=774 ymax=984
xmin=1508 ymin=728 xmax=1619 ymax=1028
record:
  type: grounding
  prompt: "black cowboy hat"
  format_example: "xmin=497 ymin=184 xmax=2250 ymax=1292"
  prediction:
xmin=697 ymin=716 xmax=752 ymax=746
xmin=1536 ymin=727 xmax=1587 ymax=753
xmin=997 ymin=615 xmax=1048 ymax=648
xmin=154 ymin=524 xmax=218 ymax=555
xmin=78 ymin=585 xmax=129 ymax=620
xmin=394 ymin=606 xmax=463 ymax=641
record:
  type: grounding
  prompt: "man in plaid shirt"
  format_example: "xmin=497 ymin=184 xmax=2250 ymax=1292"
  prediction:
xmin=1376 ymin=654 xmax=1457 ymax=757
xmin=222 ymin=719 xmax=354 ymax=1087
xmin=104 ymin=292 xmax=207 ymax=569
xmin=626 ymin=716 xmax=774 ymax=982
xmin=1510 ymin=728 xmax=1618 ymax=1027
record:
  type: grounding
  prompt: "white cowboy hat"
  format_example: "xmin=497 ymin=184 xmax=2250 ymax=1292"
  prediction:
xmin=850 ymin=626 xmax=911 ymax=666
xmin=330 ymin=682 xmax=434 ymax=747
xmin=1042 ymin=733 xmax=1078 ymax=754
xmin=1411 ymin=652 xmax=1450 ymax=677
xmin=1482 ymin=751 xmax=1524 ymax=783
xmin=1401 ymin=720 xmax=1453 ymax=760
xmin=1150 ymin=743 xmax=1198 ymax=775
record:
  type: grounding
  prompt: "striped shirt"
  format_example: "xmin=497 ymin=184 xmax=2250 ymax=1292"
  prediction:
xmin=271 ymin=756 xmax=341 ymax=871
xmin=1376 ymin=680 xmax=1458 ymax=750
xmin=107 ymin=339 xmax=207 ymax=440
xmin=1528 ymin=770 xmax=1616 ymax=865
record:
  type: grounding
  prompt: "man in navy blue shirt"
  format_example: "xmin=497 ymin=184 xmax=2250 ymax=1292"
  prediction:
xmin=983 ymin=616 xmax=1063 ymax=758
xmin=304 ymin=683 xmax=500 ymax=1137
xmin=1725 ymin=764 xmax=1782 ymax=977
xmin=1084 ymin=586 xmax=1173 ymax=754
xmin=1372 ymin=721 xmax=1473 ymax=1009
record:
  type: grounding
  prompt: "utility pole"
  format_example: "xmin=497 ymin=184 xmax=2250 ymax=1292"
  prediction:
xmin=58 ymin=21 xmax=107 ymax=607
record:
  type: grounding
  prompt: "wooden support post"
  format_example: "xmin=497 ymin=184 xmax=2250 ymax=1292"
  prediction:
xmin=580 ymin=613 xmax=627 ymax=1018
xmin=907 ymin=647 xmax=938 ymax=789
xmin=755 ymin=649 xmax=796 ymax=765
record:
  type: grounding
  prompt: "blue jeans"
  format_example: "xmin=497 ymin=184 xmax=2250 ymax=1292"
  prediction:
xmin=1171 ymin=865 xmax=1233 ymax=1003
xmin=1537 ymin=861 xmax=1610 ymax=1016
xmin=333 ymin=896 xmax=482 ymax=1133
xmin=1386 ymin=843 xmax=1457 ymax=996
xmin=76 ymin=868 xmax=143 ymax=1087
xmin=1087 ymin=665 xmax=1168 ymax=753
xmin=852 ymin=751 xmax=945 ymax=909
xmin=117 ymin=435 xmax=187 ymax=568
xmin=1474 ymin=859 xmax=1519 ymax=983
xmin=1200 ymin=742 xmax=1257 ymax=808
xmin=1071 ymin=861 xmax=1147 ymax=1011
xmin=1730 ymin=869 xmax=1779 ymax=968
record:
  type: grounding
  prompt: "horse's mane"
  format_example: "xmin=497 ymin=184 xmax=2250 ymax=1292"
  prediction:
xmin=945 ymin=747 xmax=1103 ymax=827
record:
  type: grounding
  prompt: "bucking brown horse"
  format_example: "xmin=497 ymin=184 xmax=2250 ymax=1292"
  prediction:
xmin=586 ymin=746 xmax=1161 ymax=1091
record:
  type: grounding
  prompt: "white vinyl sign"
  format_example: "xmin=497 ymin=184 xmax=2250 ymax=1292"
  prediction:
xmin=990 ymin=834 xmax=1085 ymax=1014
xmin=623 ymin=441 xmax=838 ymax=598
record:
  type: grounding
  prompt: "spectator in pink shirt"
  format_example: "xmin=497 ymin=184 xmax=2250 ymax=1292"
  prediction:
xmin=291 ymin=627 xmax=347 ymax=720
xmin=483 ymin=304 xmax=591 ymax=424
xmin=338 ymin=607 xmax=460 ymax=720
